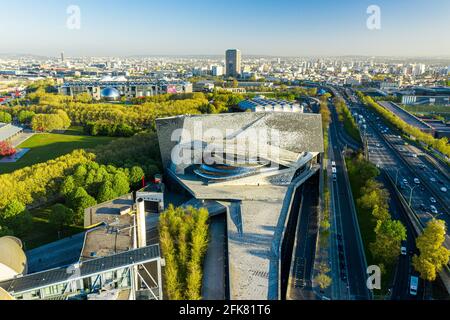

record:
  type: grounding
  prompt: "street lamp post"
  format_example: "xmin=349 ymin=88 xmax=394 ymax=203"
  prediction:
xmin=406 ymin=185 xmax=419 ymax=207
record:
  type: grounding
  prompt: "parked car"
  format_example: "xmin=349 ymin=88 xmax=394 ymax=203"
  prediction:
xmin=430 ymin=206 xmax=438 ymax=214
xmin=430 ymin=197 xmax=437 ymax=204
xmin=441 ymin=187 xmax=447 ymax=193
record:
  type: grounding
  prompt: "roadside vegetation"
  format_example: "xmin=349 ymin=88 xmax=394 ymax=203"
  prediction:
xmin=413 ymin=219 xmax=450 ymax=282
xmin=314 ymin=92 xmax=333 ymax=291
xmin=333 ymin=97 xmax=362 ymax=144
xmin=319 ymin=93 xmax=331 ymax=154
xmin=346 ymin=151 xmax=407 ymax=295
xmin=357 ymin=92 xmax=450 ymax=157
xmin=160 ymin=205 xmax=209 ymax=300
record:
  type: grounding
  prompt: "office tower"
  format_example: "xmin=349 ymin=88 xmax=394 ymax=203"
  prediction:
xmin=225 ymin=49 xmax=242 ymax=78
xmin=61 ymin=52 xmax=65 ymax=62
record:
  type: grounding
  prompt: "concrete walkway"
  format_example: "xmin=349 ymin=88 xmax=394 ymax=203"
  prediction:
xmin=10 ymin=130 xmax=34 ymax=148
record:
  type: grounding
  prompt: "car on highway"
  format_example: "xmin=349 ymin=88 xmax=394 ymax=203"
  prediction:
xmin=410 ymin=276 xmax=419 ymax=296
xmin=430 ymin=205 xmax=438 ymax=214
xmin=414 ymin=178 xmax=420 ymax=184
xmin=403 ymin=178 xmax=409 ymax=185
xmin=333 ymin=174 xmax=337 ymax=182
xmin=401 ymin=241 xmax=407 ymax=256
xmin=331 ymin=161 xmax=336 ymax=167
xmin=430 ymin=197 xmax=437 ymax=203
xmin=441 ymin=187 xmax=447 ymax=193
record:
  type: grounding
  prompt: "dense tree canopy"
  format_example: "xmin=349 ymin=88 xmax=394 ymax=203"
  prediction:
xmin=413 ymin=219 xmax=450 ymax=281
xmin=347 ymin=152 xmax=406 ymax=273
xmin=31 ymin=110 xmax=71 ymax=132
xmin=0 ymin=111 xmax=12 ymax=123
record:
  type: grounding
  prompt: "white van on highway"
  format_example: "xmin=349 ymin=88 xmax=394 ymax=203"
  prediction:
xmin=410 ymin=276 xmax=419 ymax=296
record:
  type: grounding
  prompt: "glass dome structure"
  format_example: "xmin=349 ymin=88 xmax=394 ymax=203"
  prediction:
xmin=100 ymin=87 xmax=120 ymax=100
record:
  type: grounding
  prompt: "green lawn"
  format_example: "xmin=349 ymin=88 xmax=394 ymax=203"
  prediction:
xmin=0 ymin=126 xmax=116 ymax=174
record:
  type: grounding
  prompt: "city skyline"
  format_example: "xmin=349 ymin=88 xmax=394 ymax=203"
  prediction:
xmin=1 ymin=0 xmax=450 ymax=57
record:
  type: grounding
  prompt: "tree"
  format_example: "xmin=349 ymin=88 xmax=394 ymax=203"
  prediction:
xmin=413 ymin=219 xmax=450 ymax=281
xmin=69 ymin=187 xmax=97 ymax=224
xmin=0 ymin=111 xmax=12 ymax=123
xmin=60 ymin=176 xmax=76 ymax=197
xmin=97 ymin=181 xmax=118 ymax=203
xmin=0 ymin=200 xmax=33 ymax=236
xmin=315 ymin=273 xmax=332 ymax=290
xmin=75 ymin=92 xmax=93 ymax=104
xmin=0 ymin=224 xmax=13 ymax=237
xmin=17 ymin=110 xmax=35 ymax=124
xmin=112 ymin=172 xmax=130 ymax=196
xmin=31 ymin=111 xmax=71 ymax=132
xmin=49 ymin=204 xmax=74 ymax=232
xmin=370 ymin=219 xmax=407 ymax=265
xmin=129 ymin=166 xmax=145 ymax=187
xmin=55 ymin=110 xmax=71 ymax=129
xmin=0 ymin=141 xmax=16 ymax=157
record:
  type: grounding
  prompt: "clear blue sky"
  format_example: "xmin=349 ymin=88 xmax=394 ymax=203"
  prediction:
xmin=1 ymin=0 xmax=449 ymax=57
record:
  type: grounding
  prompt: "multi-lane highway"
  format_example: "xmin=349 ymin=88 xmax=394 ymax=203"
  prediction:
xmin=341 ymin=89 xmax=449 ymax=298
xmin=353 ymin=103 xmax=450 ymax=236
xmin=382 ymin=171 xmax=423 ymax=300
